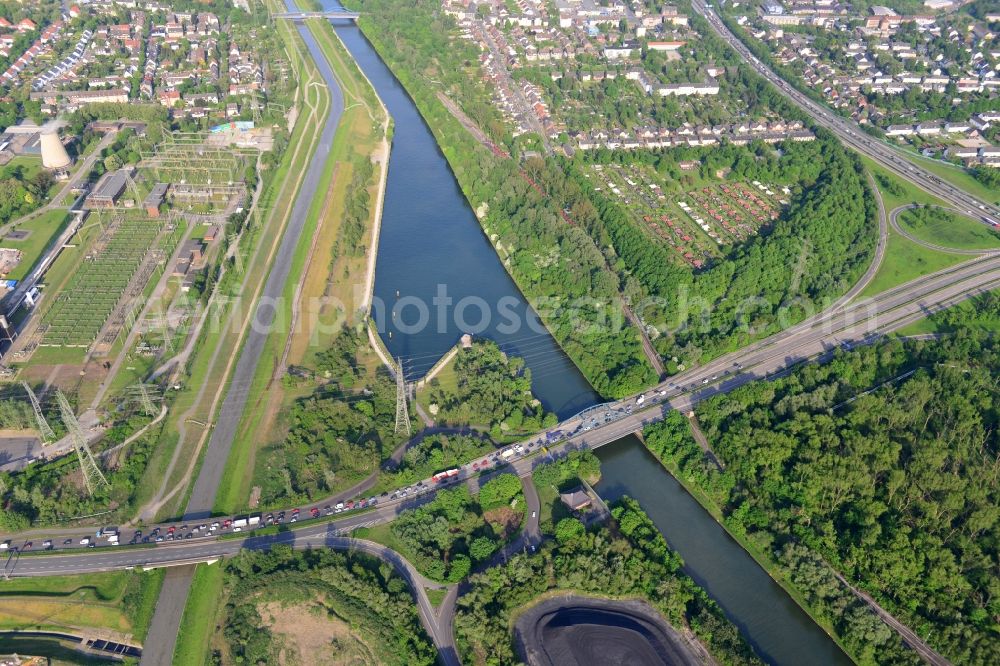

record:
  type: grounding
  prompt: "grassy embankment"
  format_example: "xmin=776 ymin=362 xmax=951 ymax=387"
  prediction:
xmin=895 ymin=206 xmax=1000 ymax=251
xmin=211 ymin=16 xmax=389 ymax=516
xmin=0 ymin=569 xmax=163 ymax=641
xmin=172 ymin=9 xmax=373 ymax=662
xmin=138 ymin=5 xmax=334 ymax=523
xmin=171 ymin=562 xmax=226 ymax=666
xmin=858 ymin=157 xmax=970 ymax=299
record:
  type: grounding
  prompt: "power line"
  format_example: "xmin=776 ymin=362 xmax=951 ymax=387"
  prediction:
xmin=21 ymin=382 xmax=56 ymax=443
xmin=55 ymin=390 xmax=108 ymax=496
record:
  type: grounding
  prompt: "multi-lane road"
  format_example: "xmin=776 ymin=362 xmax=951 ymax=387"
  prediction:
xmin=7 ymin=249 xmax=1000 ymax=570
xmin=692 ymin=0 xmax=1000 ymax=224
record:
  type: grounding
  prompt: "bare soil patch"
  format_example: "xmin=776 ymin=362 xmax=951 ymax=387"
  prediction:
xmin=259 ymin=598 xmax=379 ymax=666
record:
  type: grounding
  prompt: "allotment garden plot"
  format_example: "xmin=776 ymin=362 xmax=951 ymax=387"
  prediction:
xmin=39 ymin=211 xmax=174 ymax=350
xmin=587 ymin=163 xmax=787 ymax=268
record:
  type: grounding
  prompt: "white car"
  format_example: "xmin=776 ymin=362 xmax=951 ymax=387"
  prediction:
xmin=80 ymin=537 xmax=90 ymax=545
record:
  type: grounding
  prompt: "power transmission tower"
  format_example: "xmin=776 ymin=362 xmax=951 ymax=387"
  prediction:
xmin=135 ymin=383 xmax=157 ymax=417
xmin=55 ymin=390 xmax=108 ymax=495
xmin=394 ymin=357 xmax=410 ymax=436
xmin=21 ymin=381 xmax=56 ymax=442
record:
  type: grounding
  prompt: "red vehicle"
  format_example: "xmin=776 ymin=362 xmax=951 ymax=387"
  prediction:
xmin=310 ymin=507 xmax=319 ymax=517
xmin=347 ymin=500 xmax=355 ymax=509
xmin=167 ymin=526 xmax=176 ymax=534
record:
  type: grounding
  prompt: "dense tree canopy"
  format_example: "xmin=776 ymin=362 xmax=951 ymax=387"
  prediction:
xmin=647 ymin=327 xmax=1000 ymax=664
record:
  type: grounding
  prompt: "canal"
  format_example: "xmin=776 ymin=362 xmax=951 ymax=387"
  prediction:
xmin=332 ymin=21 xmax=599 ymax=420
xmin=325 ymin=5 xmax=852 ymax=664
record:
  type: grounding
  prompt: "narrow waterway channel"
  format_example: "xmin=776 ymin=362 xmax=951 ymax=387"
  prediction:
xmin=325 ymin=7 xmax=852 ymax=664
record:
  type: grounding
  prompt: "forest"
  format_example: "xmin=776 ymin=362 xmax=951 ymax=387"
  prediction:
xmin=213 ymin=545 xmax=436 ymax=665
xmin=646 ymin=330 xmax=1000 ymax=664
xmin=385 ymin=475 xmax=524 ymax=582
xmin=452 ymin=495 xmax=762 ymax=665
xmin=255 ymin=326 xmax=409 ymax=507
xmin=424 ymin=340 xmax=557 ymax=433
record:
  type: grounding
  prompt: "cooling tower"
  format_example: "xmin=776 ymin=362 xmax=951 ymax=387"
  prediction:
xmin=40 ymin=131 xmax=72 ymax=170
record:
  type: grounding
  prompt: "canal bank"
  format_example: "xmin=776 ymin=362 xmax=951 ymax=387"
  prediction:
xmin=324 ymin=5 xmax=853 ymax=665
xmin=327 ymin=10 xmax=599 ymax=420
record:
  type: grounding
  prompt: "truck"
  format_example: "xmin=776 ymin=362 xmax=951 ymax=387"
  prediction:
xmin=232 ymin=517 xmax=248 ymax=529
xmin=432 ymin=469 xmax=460 ymax=483
xmin=500 ymin=448 xmax=515 ymax=459
xmin=248 ymin=515 xmax=261 ymax=527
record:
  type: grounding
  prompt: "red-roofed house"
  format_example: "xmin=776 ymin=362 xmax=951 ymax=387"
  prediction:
xmin=69 ymin=5 xmax=81 ymax=18
xmin=0 ymin=17 xmax=12 ymax=28
xmin=16 ymin=18 xmax=36 ymax=32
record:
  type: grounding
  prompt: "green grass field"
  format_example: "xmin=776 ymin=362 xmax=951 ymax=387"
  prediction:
xmin=172 ymin=563 xmax=225 ymax=666
xmin=859 ymin=227 xmax=966 ymax=300
xmin=898 ymin=288 xmax=1000 ymax=336
xmin=859 ymin=159 xmax=970 ymax=299
xmin=0 ymin=569 xmax=163 ymax=641
xmin=896 ymin=206 xmax=1000 ymax=251
xmin=2 ymin=209 xmax=70 ymax=281
xmin=898 ymin=149 xmax=1000 ymax=207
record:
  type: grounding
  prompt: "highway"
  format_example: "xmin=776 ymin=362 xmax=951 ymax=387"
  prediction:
xmin=691 ymin=0 xmax=1000 ymax=224
xmin=8 ymin=250 xmax=1000 ymax=561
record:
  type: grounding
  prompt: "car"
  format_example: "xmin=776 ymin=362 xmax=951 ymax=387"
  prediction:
xmin=359 ymin=499 xmax=368 ymax=508
xmin=233 ymin=526 xmax=242 ymax=533
xmin=167 ymin=526 xmax=176 ymax=534
xmin=80 ymin=537 xmax=90 ymax=546
xmin=156 ymin=536 xmax=164 ymax=542
xmin=211 ymin=522 xmax=220 ymax=529
xmin=369 ymin=497 xmax=377 ymax=506
xmin=347 ymin=500 xmax=355 ymax=509
xmin=64 ymin=538 xmax=73 ymax=545
xmin=42 ymin=540 xmax=52 ymax=549
xmin=22 ymin=542 xmax=32 ymax=550
xmin=324 ymin=505 xmax=332 ymax=516
xmin=290 ymin=515 xmax=298 ymax=523
xmin=166 ymin=534 xmax=174 ymax=541
xmin=335 ymin=502 xmax=344 ymax=510
xmin=472 ymin=462 xmax=480 ymax=471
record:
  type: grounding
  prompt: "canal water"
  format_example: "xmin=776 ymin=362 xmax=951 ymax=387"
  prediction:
xmin=328 ymin=18 xmax=599 ymax=420
xmin=324 ymin=5 xmax=851 ymax=664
